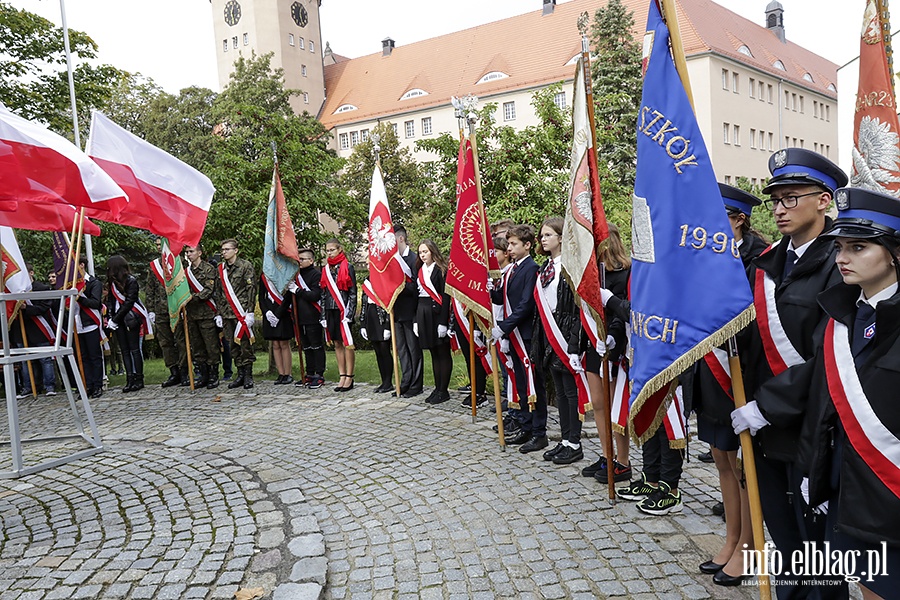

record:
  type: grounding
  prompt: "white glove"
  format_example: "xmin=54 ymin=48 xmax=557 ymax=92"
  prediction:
xmin=594 ymin=338 xmax=607 ymax=356
xmin=437 ymin=325 xmax=448 ymax=338
xmin=491 ymin=325 xmax=504 ymax=341
xmin=600 ymin=288 xmax=614 ymax=307
xmin=107 ymin=320 xmax=119 ymax=331
xmin=799 ymin=477 xmax=829 ymax=515
xmin=473 ymin=329 xmax=484 ymax=344
xmin=384 ymin=329 xmax=391 ymax=340
xmin=265 ymin=310 xmax=279 ymax=327
xmin=245 ymin=313 xmax=255 ymax=328
xmin=500 ymin=339 xmax=510 ymax=354
xmin=360 ymin=327 xmax=368 ymax=341
xmin=148 ymin=311 xmax=156 ymax=325
xmin=287 ymin=282 xmax=299 ymax=293
xmin=320 ymin=318 xmax=327 ymax=328
xmin=413 ymin=322 xmax=419 ymax=337
xmin=731 ymin=401 xmax=770 ymax=436
xmin=342 ymin=316 xmax=350 ymax=324
xmin=605 ymin=334 xmax=616 ymax=351
xmin=486 ymin=278 xmax=495 ymax=291
xmin=215 ymin=315 xmax=223 ymax=328
xmin=568 ymin=353 xmax=584 ymax=373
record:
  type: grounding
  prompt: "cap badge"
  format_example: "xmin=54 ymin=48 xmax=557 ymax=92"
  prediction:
xmin=835 ymin=189 xmax=850 ymax=210
xmin=773 ymin=150 xmax=787 ymax=168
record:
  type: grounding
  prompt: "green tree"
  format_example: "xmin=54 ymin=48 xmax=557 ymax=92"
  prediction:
xmin=204 ymin=53 xmax=347 ymax=267
xmin=0 ymin=2 xmax=127 ymax=138
xmin=139 ymin=86 xmax=219 ymax=171
xmin=735 ymin=176 xmax=778 ymax=244
xmin=590 ymin=0 xmax=644 ymax=236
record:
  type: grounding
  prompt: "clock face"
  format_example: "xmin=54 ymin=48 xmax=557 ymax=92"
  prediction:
xmin=291 ymin=1 xmax=308 ymax=27
xmin=224 ymin=0 xmax=241 ymax=26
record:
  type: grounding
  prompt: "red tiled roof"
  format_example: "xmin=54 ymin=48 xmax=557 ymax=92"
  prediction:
xmin=320 ymin=0 xmax=837 ymax=129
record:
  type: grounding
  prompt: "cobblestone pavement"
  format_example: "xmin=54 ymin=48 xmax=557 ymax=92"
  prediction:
xmin=0 ymin=380 xmax=768 ymax=599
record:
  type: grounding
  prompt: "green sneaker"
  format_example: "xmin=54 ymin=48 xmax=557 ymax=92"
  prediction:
xmin=637 ymin=481 xmax=683 ymax=515
xmin=616 ymin=472 xmax=656 ymax=501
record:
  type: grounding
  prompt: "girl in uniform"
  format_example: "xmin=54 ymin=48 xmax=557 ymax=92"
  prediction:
xmin=259 ymin=274 xmax=295 ymax=384
xmin=415 ymin=239 xmax=451 ymax=404
xmin=105 ymin=255 xmax=147 ymax=393
xmin=322 ymin=239 xmax=356 ymax=392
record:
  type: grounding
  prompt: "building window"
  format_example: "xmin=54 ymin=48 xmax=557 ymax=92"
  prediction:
xmin=722 ymin=69 xmax=729 ymax=90
xmin=299 ymin=37 xmax=305 ymax=49
xmin=400 ymin=89 xmax=428 ymax=101
xmin=724 ymin=175 xmax=732 ymax=184
xmin=732 ymin=73 xmax=739 ymax=94
xmin=503 ymin=101 xmax=516 ymax=121
xmin=791 ymin=93 xmax=797 ymax=111
xmin=749 ymin=78 xmax=755 ymax=98
xmin=750 ymin=128 xmax=756 ymax=149
xmin=405 ymin=120 xmax=414 ymax=138
xmin=350 ymin=131 xmax=359 ymax=147
xmin=478 ymin=71 xmax=509 ymax=85
xmin=334 ymin=104 xmax=358 ymax=114
xmin=799 ymin=139 xmax=805 ymax=148
xmin=773 ymin=60 xmax=786 ymax=71
xmin=825 ymin=144 xmax=830 ymax=157
xmin=759 ymin=81 xmax=765 ymax=101
xmin=302 ymin=65 xmax=307 ymax=77
xmin=767 ymin=84 xmax=774 ymax=103
xmin=289 ymin=33 xmax=295 ymax=46
xmin=422 ymin=117 xmax=432 ymax=136
xmin=243 ymin=33 xmax=249 ymax=45
xmin=784 ymin=90 xmax=790 ymax=108
xmin=793 ymin=137 xmax=797 ymax=146
xmin=554 ymin=92 xmax=566 ymax=109
xmin=391 ymin=123 xmax=398 ymax=136
xmin=814 ymin=142 xmax=819 ymax=152
xmin=723 ymin=123 xmax=730 ymax=144
xmin=339 ymin=133 xmax=349 ymax=150
xmin=751 ymin=177 xmax=757 ymax=186
xmin=303 ymin=92 xmax=309 ymax=104
xmin=814 ymin=101 xmax=819 ymax=118
xmin=360 ymin=129 xmax=369 ymax=142
xmin=223 ymin=39 xmax=228 ymax=52
xmin=233 ymin=36 xmax=238 ymax=49
xmin=768 ymin=133 xmax=774 ymax=150
xmin=310 ymin=40 xmax=315 ymax=53
xmin=825 ymin=105 xmax=830 ymax=121
xmin=733 ymin=125 xmax=740 ymax=146
xmin=785 ymin=136 xmax=790 ymax=148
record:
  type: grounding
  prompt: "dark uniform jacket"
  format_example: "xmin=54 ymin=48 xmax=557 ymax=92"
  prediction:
xmin=107 ymin=275 xmax=140 ymax=327
xmin=361 ymin=291 xmax=390 ymax=342
xmin=419 ymin=264 xmax=450 ymax=327
xmin=744 ymin=219 xmax=842 ymax=462
xmin=216 ymin=257 xmax=256 ymax=320
xmin=75 ymin=275 xmax=104 ymax=330
xmin=321 ymin=262 xmax=357 ymax=321
xmin=530 ymin=259 xmax=581 ymax=370
xmin=490 ymin=256 xmax=538 ymax=342
xmin=258 ymin=275 xmax=293 ymax=340
xmin=186 ymin=260 xmax=217 ymax=319
xmin=393 ymin=249 xmax=418 ymax=322
xmin=293 ymin=265 xmax=322 ymax=325
xmin=13 ymin=281 xmax=54 ymax=345
xmin=788 ymin=284 xmax=900 ymax=548
xmin=145 ymin=266 xmax=167 ymax=316
xmin=604 ymin=267 xmax=630 ymax=363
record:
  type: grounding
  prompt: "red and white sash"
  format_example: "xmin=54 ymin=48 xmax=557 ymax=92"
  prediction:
xmin=111 ymin=282 xmax=153 ymax=337
xmin=579 ymin=299 xmax=601 ymax=349
xmin=295 ymin=271 xmax=321 ymax=314
xmin=662 ymin=385 xmax=687 ymax=448
xmin=260 ymin=274 xmax=284 ymax=306
xmin=25 ymin=301 xmax=55 ymax=344
xmin=503 ymin=266 xmax=535 ymax=409
xmin=186 ymin=266 xmax=217 ymax=312
xmin=218 ymin=263 xmax=254 ymax=342
xmin=610 ymin=359 xmax=630 ymax=434
xmin=150 ymin=259 xmax=165 ymax=286
xmin=824 ymin=319 xmax=900 ymax=498
xmin=754 ymin=266 xmax=804 ymax=376
xmin=450 ymin=299 xmax=493 ymax=374
xmin=322 ymin=263 xmax=354 ymax=347
xmin=702 ymin=347 xmax=734 ymax=401
xmin=533 ymin=281 xmax=592 ymax=417
xmin=418 ymin=266 xmax=443 ymax=306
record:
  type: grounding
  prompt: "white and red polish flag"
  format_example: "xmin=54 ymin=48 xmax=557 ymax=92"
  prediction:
xmin=0 ymin=104 xmax=128 ymax=214
xmin=85 ymin=111 xmax=215 ymax=253
xmin=366 ymin=163 xmax=408 ymax=311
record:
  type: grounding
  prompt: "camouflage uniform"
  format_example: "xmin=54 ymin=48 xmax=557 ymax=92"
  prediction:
xmin=146 ymin=266 xmax=186 ymax=370
xmin=186 ymin=260 xmax=220 ymax=369
xmin=216 ymin=257 xmax=256 ymax=367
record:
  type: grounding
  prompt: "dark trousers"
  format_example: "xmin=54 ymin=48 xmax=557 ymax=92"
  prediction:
xmin=221 ymin=335 xmax=233 ymax=376
xmin=223 ymin=318 xmax=255 ymax=367
xmin=78 ymin=328 xmax=104 ymax=392
xmin=509 ymin=340 xmax=548 ymax=437
xmin=155 ymin=316 xmax=186 ymax=369
xmin=372 ymin=340 xmax=393 ymax=387
xmin=395 ymin=320 xmax=423 ymax=393
xmin=187 ymin=316 xmax=219 ymax=367
xmin=429 ymin=341 xmax=452 ymax=393
xmin=459 ymin=334 xmax=487 ymax=395
xmin=116 ymin=326 xmax=143 ymax=377
xmin=550 ymin=366 xmax=582 ymax=444
xmin=642 ymin=426 xmax=683 ymax=489
xmin=299 ymin=323 xmax=326 ymax=377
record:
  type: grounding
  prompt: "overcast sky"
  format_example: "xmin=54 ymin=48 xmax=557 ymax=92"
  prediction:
xmin=10 ymin=0 xmax=860 ymax=94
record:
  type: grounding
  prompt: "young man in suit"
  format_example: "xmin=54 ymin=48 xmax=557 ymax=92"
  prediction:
xmin=491 ymin=224 xmax=548 ymax=453
xmin=393 ymin=226 xmax=424 ymax=398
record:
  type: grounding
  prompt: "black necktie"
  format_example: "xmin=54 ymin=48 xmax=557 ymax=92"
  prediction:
xmin=540 ymin=260 xmax=555 ymax=288
xmin=783 ymin=249 xmax=798 ymax=280
xmin=851 ymin=303 xmax=876 ymax=364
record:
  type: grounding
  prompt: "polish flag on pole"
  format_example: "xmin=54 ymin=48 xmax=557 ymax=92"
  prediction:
xmin=0 ymin=201 xmax=101 ymax=236
xmin=0 ymin=104 xmax=128 ymax=213
xmin=366 ymin=164 xmax=408 ymax=311
xmin=1 ymin=226 xmax=32 ymax=321
xmin=86 ymin=111 xmax=215 ymax=253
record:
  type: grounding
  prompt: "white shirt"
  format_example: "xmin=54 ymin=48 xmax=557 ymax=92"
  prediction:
xmin=539 ymin=255 xmax=562 ymax=313
xmin=418 ymin=262 xmax=435 ymax=297
xmin=788 ymin=238 xmax=815 ymax=260
xmin=858 ymin=282 xmax=898 ymax=310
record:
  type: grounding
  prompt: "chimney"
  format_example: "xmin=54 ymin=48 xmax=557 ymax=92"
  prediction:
xmin=765 ymin=0 xmax=785 ymax=43
xmin=382 ymin=37 xmax=395 ymax=57
xmin=543 ymin=0 xmax=556 ymax=16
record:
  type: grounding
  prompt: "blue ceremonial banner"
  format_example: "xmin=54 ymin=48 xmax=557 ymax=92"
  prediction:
xmin=628 ymin=0 xmax=754 ymax=442
xmin=262 ymin=166 xmax=301 ymax=293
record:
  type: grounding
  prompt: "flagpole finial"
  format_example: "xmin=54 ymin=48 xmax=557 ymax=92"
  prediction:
xmin=460 ymin=95 xmax=479 ymax=130
xmin=371 ymin=133 xmax=381 ymax=164
xmin=271 ymin=140 xmax=278 ymax=165
xmin=577 ymin=11 xmax=590 ymax=36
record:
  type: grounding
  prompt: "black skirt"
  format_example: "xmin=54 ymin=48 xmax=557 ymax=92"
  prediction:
xmin=416 ymin=297 xmax=447 ymax=350
xmin=262 ymin=313 xmax=294 ymax=341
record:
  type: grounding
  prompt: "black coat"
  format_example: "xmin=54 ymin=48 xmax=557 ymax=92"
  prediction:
xmin=789 ymin=284 xmax=900 ymax=548
xmin=604 ymin=266 xmax=630 ymax=363
xmin=745 ymin=219 xmax=843 ymax=462
xmin=107 ymin=275 xmax=140 ymax=327
xmin=13 ymin=281 xmax=54 ymax=345
xmin=75 ymin=275 xmax=103 ymax=330
xmin=293 ymin=265 xmax=323 ymax=325
xmin=258 ymin=276 xmax=294 ymax=340
xmin=530 ymin=260 xmax=582 ymax=370
xmin=393 ymin=250 xmax=418 ymax=322
xmin=361 ymin=292 xmax=390 ymax=342
xmin=491 ymin=256 xmax=539 ymax=342
xmin=321 ymin=262 xmax=357 ymax=321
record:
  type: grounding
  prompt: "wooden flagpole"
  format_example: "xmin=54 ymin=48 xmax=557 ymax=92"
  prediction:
xmin=19 ymin=319 xmax=38 ymax=398
xmin=660 ymin=0 xmax=768 ymax=595
xmin=468 ymin=312 xmax=478 ymax=423
xmin=389 ymin=311 xmax=401 ymax=396
xmin=182 ymin=308 xmax=195 ymax=391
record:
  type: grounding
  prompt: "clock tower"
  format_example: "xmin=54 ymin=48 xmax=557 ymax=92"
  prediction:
xmin=211 ymin=0 xmax=326 ymax=116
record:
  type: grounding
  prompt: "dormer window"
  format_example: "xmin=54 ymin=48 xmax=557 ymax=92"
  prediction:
xmin=400 ymin=88 xmax=428 ymax=101
xmin=773 ymin=60 xmax=786 ymax=71
xmin=477 ymin=71 xmax=509 ymax=85
xmin=802 ymin=72 xmax=814 ymax=82
xmin=827 ymin=83 xmax=836 ymax=92
xmin=738 ymin=45 xmax=753 ymax=57
xmin=334 ymin=104 xmax=358 ymax=114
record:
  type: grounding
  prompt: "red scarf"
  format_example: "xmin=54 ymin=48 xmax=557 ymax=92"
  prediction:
xmin=327 ymin=252 xmax=353 ymax=291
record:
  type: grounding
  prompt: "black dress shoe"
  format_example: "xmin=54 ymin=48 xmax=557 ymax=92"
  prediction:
xmin=401 ymin=390 xmax=420 ymax=398
xmin=519 ymin=436 xmax=549 ymax=454
xmin=712 ymin=501 xmax=725 ymax=517
xmin=712 ymin=569 xmax=745 ymax=586
xmin=699 ymin=560 xmax=725 ymax=574
xmin=374 ymin=383 xmax=392 ymax=393
xmin=552 ymin=446 xmax=584 ymax=465
xmin=698 ymin=450 xmax=714 ymax=463
xmin=542 ymin=443 xmax=564 ymax=461
xmin=390 ymin=388 xmax=408 ymax=397
xmin=506 ymin=429 xmax=532 ymax=445
xmin=427 ymin=391 xmax=450 ymax=404
xmin=493 ymin=415 xmax=517 ymax=433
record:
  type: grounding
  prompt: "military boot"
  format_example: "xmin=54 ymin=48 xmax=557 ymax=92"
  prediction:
xmin=179 ymin=366 xmax=191 ymax=387
xmin=161 ymin=366 xmax=181 ymax=388
xmin=206 ymin=365 xmax=220 ymax=389
xmin=131 ymin=374 xmax=144 ymax=392
xmin=195 ymin=364 xmax=210 ymax=388
xmin=227 ymin=366 xmax=245 ymax=389
xmin=243 ymin=367 xmax=254 ymax=390
xmin=122 ymin=374 xmax=135 ymax=393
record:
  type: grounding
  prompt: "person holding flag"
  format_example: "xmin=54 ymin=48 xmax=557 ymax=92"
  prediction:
xmin=360 ymin=278 xmax=393 ymax=393
xmin=105 ymin=255 xmax=151 ymax=393
xmin=322 ymin=239 xmax=356 ymax=392
xmin=259 ymin=274 xmax=295 ymax=385
xmin=71 ymin=256 xmax=104 ymax=398
xmin=184 ymin=244 xmax=221 ymax=389
xmin=216 ymin=238 xmax=257 ymax=390
xmin=414 ymin=239 xmax=452 ymax=405
xmin=291 ymin=249 xmax=326 ymax=389
xmin=148 ymin=238 xmax=187 ymax=388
